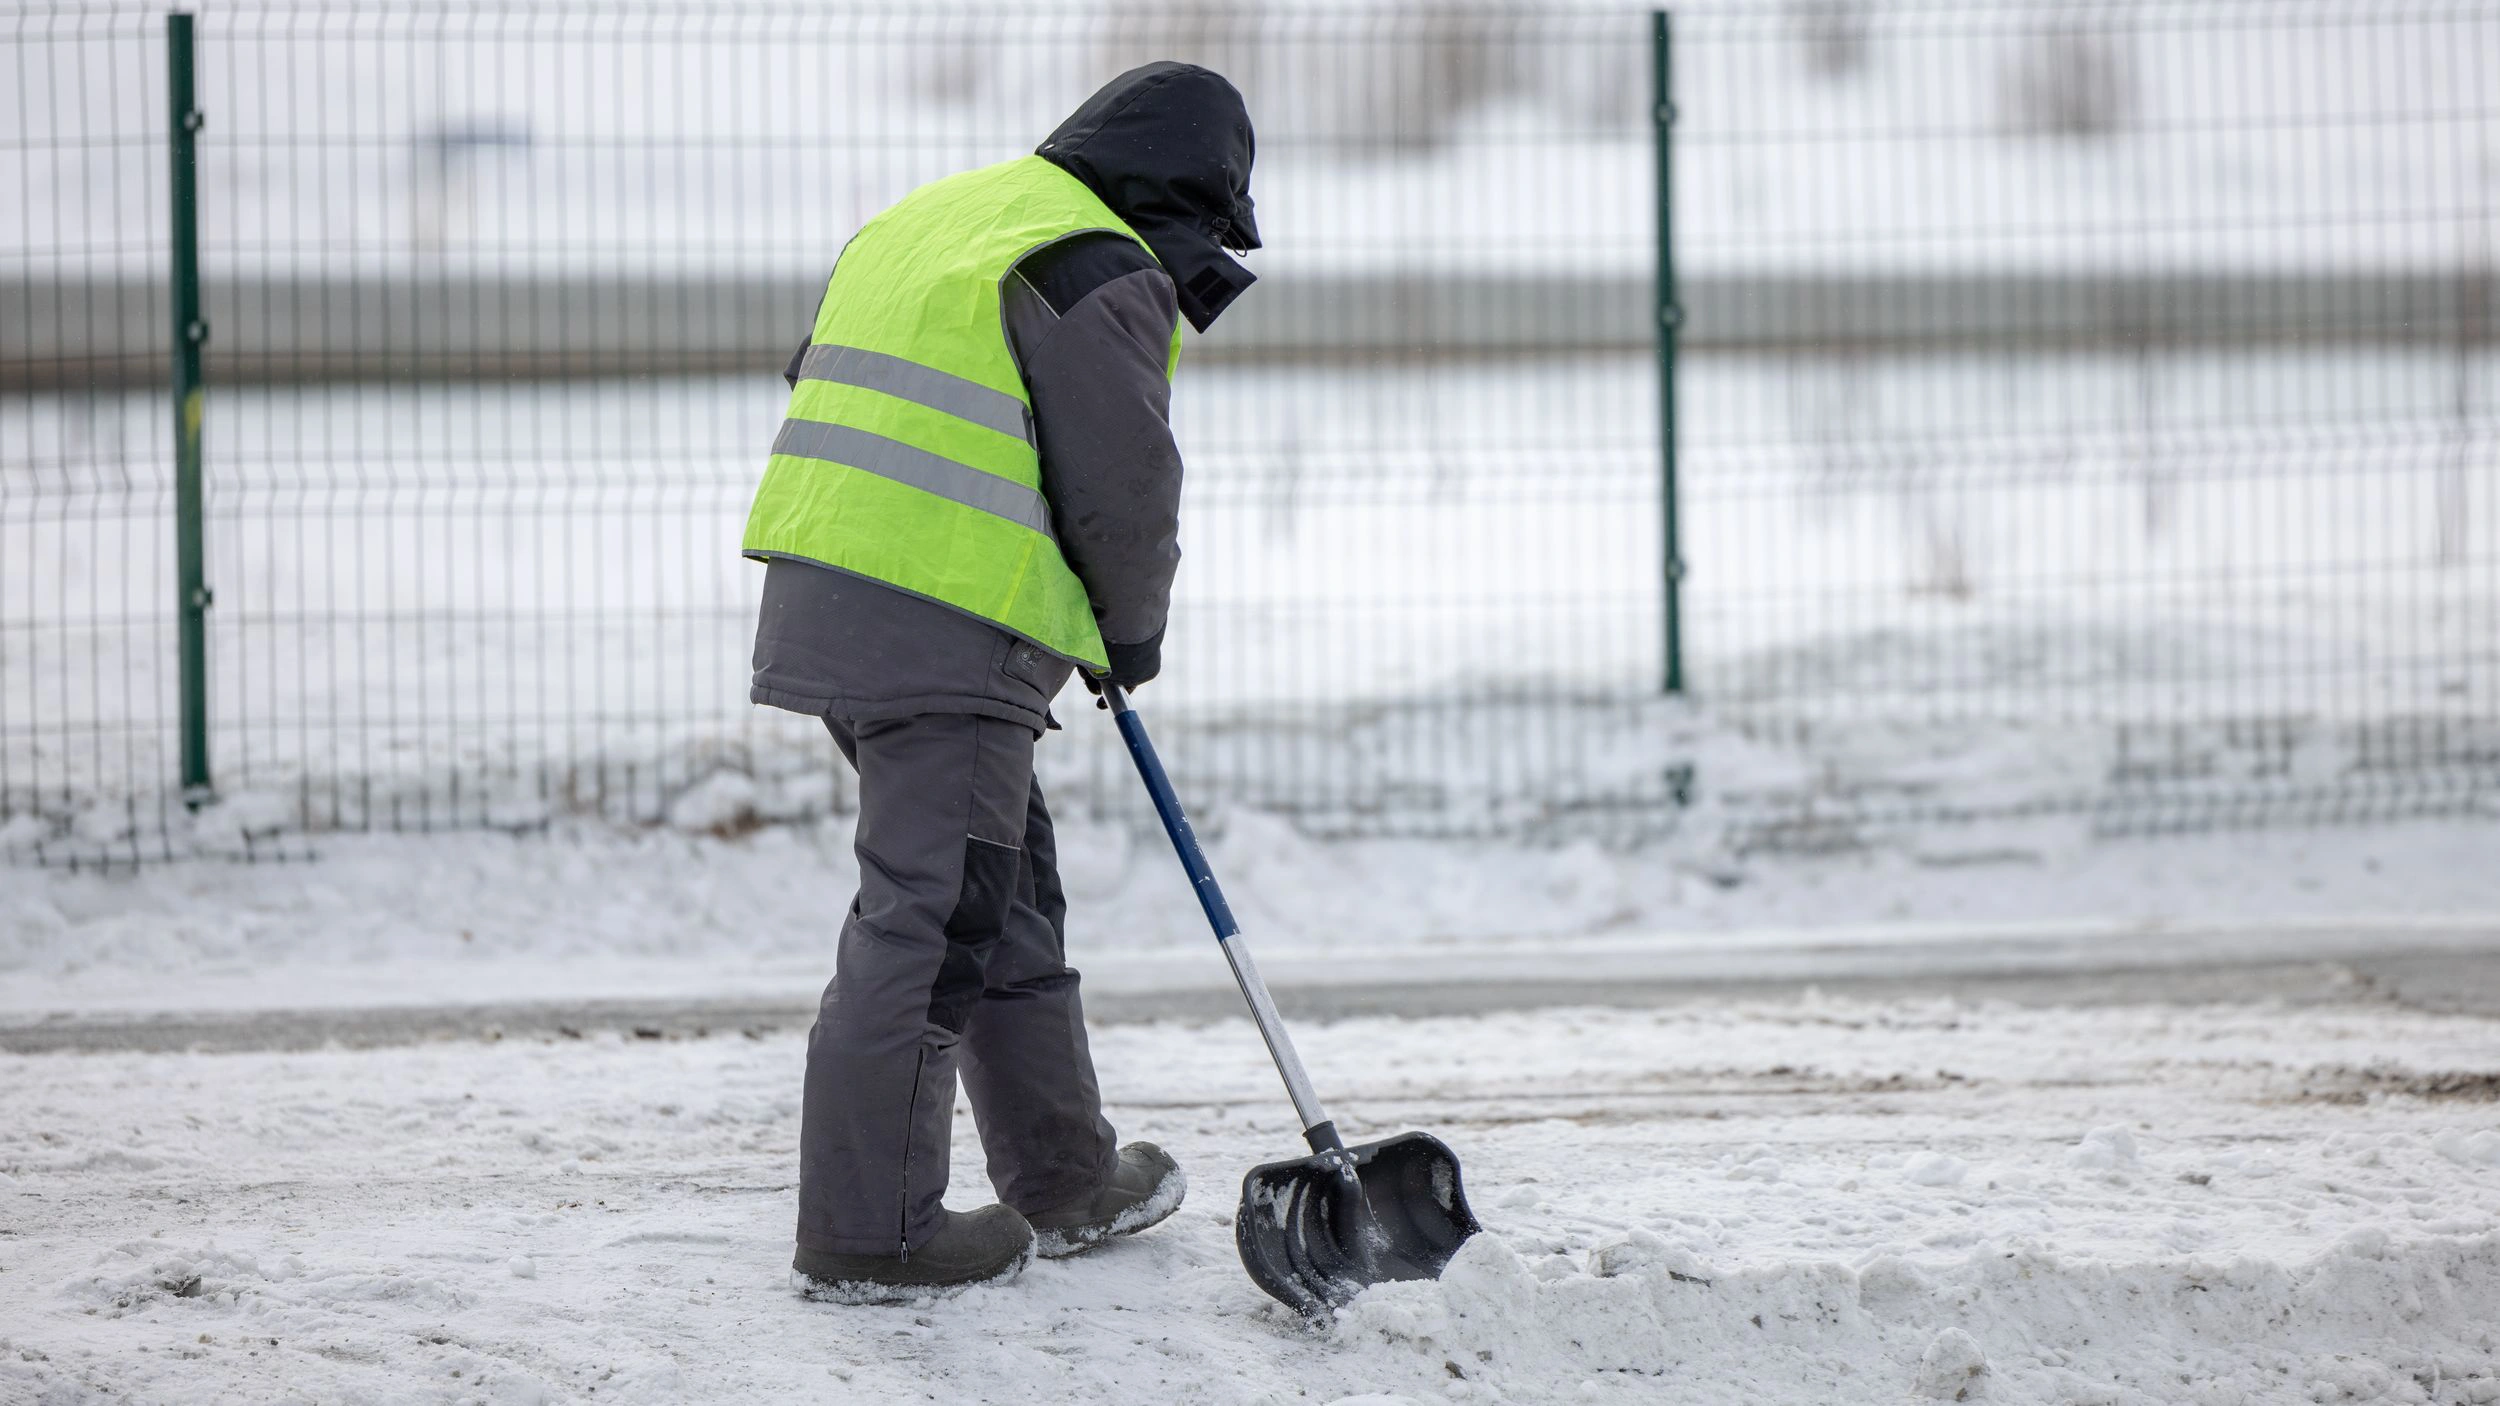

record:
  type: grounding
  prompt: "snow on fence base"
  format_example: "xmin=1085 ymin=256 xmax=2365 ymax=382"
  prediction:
xmin=6 ymin=697 xmax=2497 ymax=870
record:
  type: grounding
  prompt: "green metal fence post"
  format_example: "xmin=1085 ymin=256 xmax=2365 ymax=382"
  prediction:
xmin=1651 ymin=9 xmax=1685 ymax=696
xmin=168 ymin=11 xmax=212 ymax=804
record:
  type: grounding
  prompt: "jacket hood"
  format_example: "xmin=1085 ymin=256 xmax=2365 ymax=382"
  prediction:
xmin=1038 ymin=62 xmax=1259 ymax=333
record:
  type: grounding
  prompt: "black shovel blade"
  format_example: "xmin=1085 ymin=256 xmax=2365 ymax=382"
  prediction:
xmin=1235 ymin=1131 xmax=1483 ymax=1316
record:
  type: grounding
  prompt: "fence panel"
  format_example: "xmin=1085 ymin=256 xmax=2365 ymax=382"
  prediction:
xmin=1 ymin=9 xmax=181 ymax=866
xmin=1672 ymin=0 xmax=2500 ymax=837
xmin=3 ymin=5 xmax=1668 ymax=862
xmin=3 ymin=2 xmax=2495 ymax=865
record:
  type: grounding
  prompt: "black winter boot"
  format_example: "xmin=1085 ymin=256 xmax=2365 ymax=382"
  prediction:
xmin=1025 ymin=1142 xmax=1186 ymax=1259
xmin=791 ymin=1205 xmax=1035 ymax=1305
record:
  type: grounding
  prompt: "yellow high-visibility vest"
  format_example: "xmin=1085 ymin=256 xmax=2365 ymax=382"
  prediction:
xmin=742 ymin=155 xmax=1181 ymax=671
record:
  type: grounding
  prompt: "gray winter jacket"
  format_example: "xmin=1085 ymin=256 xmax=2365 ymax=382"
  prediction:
xmin=749 ymin=234 xmax=1186 ymax=735
xmin=753 ymin=62 xmax=1258 ymax=736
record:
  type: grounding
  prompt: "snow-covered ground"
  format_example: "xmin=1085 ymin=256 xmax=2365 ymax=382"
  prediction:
xmin=7 ymin=801 xmax=2500 ymax=1019
xmin=5 ymin=997 xmax=2498 ymax=1404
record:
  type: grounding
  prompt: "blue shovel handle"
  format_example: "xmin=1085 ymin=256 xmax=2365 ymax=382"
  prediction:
xmin=1096 ymin=682 xmax=1339 ymax=1151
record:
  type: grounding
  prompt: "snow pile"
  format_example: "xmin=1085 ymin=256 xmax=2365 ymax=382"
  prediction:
xmin=1339 ymin=1229 xmax=2500 ymax=1404
xmin=2066 ymin=1123 xmax=2139 ymax=1171
xmin=2437 ymin=1130 xmax=2500 ymax=1169
xmin=9 ymin=806 xmax=2500 ymax=1017
xmin=1914 ymin=1328 xmax=1991 ymax=1401
xmin=1900 ymin=1151 xmax=1968 ymax=1188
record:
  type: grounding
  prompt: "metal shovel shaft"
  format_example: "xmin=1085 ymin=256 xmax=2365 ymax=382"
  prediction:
xmin=1100 ymin=684 xmax=1343 ymax=1153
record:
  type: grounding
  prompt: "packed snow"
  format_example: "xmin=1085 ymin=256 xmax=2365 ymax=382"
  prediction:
xmin=4 ymin=998 xmax=2498 ymax=1404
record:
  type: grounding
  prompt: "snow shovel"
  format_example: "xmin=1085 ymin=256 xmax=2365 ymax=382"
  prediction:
xmin=1100 ymin=684 xmax=1482 ymax=1316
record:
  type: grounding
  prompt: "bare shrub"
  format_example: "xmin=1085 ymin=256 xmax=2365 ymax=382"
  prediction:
xmin=1089 ymin=5 xmax=1617 ymax=156
xmin=1510 ymin=19 xmax=1642 ymax=133
xmin=907 ymin=47 xmax=987 ymax=109
xmin=1789 ymin=352 xmax=1882 ymax=510
xmin=1093 ymin=1 xmax=1270 ymax=105
xmin=1155 ymin=2 xmax=1532 ymax=157
xmin=1999 ymin=23 xmax=2135 ymax=139
xmin=1789 ymin=0 xmax=1873 ymax=80
xmin=1906 ymin=495 xmax=1976 ymax=601
xmin=1365 ymin=4 xmax=1532 ymax=154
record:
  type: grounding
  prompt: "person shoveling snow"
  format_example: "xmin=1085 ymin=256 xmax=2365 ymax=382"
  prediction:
xmin=739 ymin=63 xmax=1263 ymax=1302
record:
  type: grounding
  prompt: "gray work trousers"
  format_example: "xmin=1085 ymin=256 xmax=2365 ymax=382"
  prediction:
xmin=797 ymin=712 xmax=1120 ymax=1257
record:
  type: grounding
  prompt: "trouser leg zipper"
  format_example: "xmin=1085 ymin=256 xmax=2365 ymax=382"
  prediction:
xmin=897 ymin=1045 xmax=927 ymax=1262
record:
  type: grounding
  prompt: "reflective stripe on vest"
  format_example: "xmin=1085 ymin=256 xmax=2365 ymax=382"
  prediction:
xmin=791 ymin=343 xmax=1031 ymax=445
xmin=770 ymin=418 xmax=1052 ymax=535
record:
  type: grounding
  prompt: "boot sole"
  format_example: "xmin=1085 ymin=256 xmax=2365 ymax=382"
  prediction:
xmin=790 ymin=1239 xmax=1035 ymax=1306
xmin=1031 ymin=1162 xmax=1188 ymax=1260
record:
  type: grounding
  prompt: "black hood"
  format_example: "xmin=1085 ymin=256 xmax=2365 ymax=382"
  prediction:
xmin=1038 ymin=62 xmax=1259 ymax=333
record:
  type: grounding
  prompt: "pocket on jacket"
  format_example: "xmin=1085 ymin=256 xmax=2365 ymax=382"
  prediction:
xmin=1000 ymin=638 xmax=1072 ymax=699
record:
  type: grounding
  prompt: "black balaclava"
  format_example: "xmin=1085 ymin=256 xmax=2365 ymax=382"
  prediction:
xmin=1037 ymin=62 xmax=1260 ymax=333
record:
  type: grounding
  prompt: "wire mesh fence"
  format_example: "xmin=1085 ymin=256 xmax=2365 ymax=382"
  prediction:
xmin=1671 ymin=0 xmax=2500 ymax=840
xmin=4 ymin=9 xmax=186 ymax=863
xmin=2 ymin=1 xmax=2494 ymax=867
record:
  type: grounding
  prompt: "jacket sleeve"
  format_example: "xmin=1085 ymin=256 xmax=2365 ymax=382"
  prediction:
xmin=1006 ymin=265 xmax=1186 ymax=652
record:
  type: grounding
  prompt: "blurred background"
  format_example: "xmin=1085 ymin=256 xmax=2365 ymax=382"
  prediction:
xmin=4 ymin=0 xmax=2495 ymax=867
